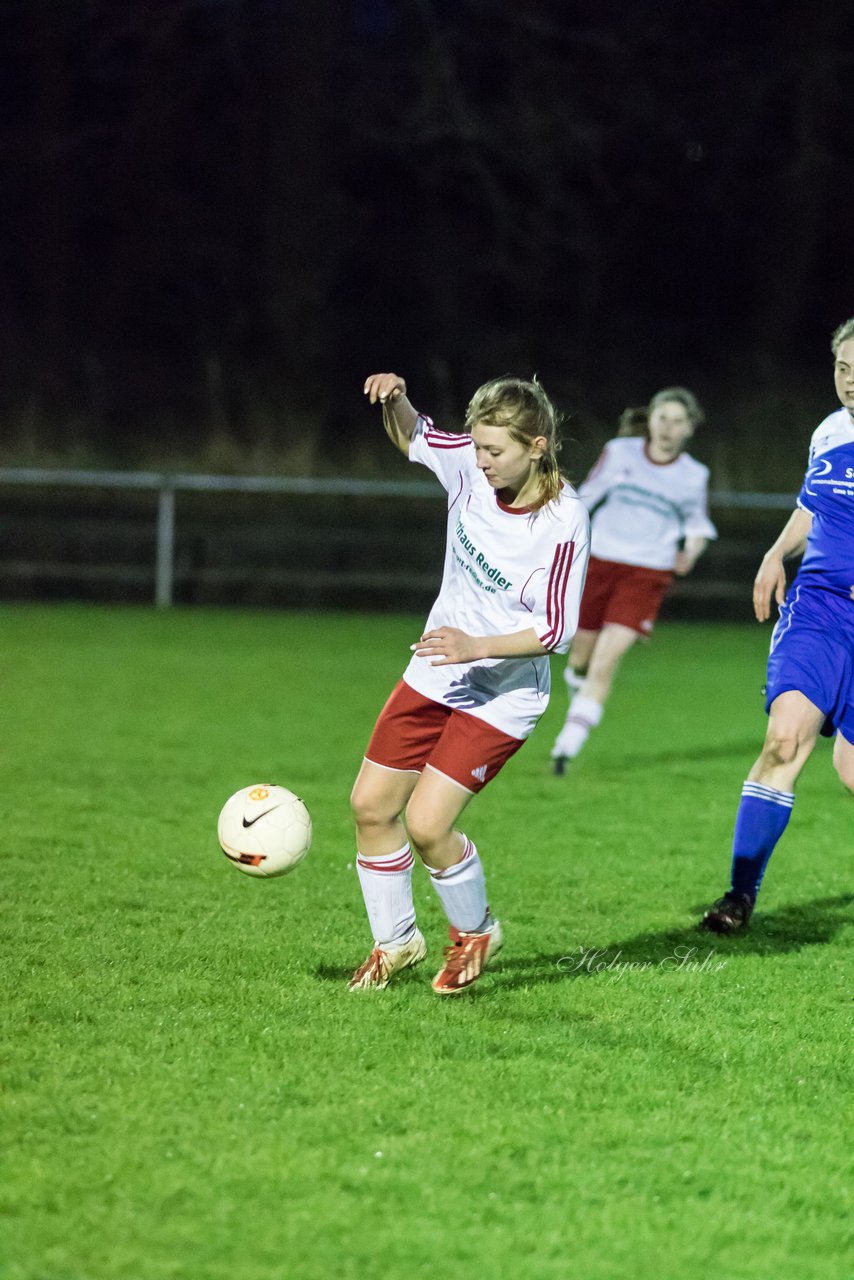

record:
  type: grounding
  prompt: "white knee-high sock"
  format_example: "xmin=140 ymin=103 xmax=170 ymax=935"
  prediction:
xmin=557 ymin=693 xmax=603 ymax=759
xmin=355 ymin=843 xmax=417 ymax=947
xmin=428 ymin=836 xmax=490 ymax=933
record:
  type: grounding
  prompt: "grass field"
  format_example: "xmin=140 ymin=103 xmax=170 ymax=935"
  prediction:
xmin=2 ymin=605 xmax=851 ymax=1280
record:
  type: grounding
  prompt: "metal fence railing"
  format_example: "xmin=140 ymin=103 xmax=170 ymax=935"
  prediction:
xmin=0 ymin=467 xmax=797 ymax=609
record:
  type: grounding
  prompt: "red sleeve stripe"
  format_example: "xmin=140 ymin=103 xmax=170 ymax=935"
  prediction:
xmin=540 ymin=540 xmax=575 ymax=649
xmin=425 ymin=430 xmax=472 ymax=450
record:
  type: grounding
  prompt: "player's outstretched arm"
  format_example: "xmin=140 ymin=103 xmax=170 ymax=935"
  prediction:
xmin=674 ymin=536 xmax=708 ymax=576
xmin=363 ymin=373 xmax=419 ymax=456
xmin=753 ymin=507 xmax=813 ymax=622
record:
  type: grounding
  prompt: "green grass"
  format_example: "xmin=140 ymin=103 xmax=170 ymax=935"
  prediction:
xmin=1 ymin=605 xmax=850 ymax=1280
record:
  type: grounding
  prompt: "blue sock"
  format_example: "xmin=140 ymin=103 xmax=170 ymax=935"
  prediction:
xmin=730 ymin=782 xmax=795 ymax=899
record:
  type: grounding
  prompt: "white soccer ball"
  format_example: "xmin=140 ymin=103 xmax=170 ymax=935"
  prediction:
xmin=217 ymin=784 xmax=312 ymax=878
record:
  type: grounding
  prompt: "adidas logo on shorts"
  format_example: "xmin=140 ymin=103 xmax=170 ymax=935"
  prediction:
xmin=471 ymin=765 xmax=488 ymax=783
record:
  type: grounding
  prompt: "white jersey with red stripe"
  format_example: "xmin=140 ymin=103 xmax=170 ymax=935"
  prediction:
xmin=580 ymin=436 xmax=716 ymax=570
xmin=401 ymin=416 xmax=590 ymax=740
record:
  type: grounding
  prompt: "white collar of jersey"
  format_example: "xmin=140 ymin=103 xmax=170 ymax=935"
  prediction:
xmin=812 ymin=408 xmax=854 ymax=458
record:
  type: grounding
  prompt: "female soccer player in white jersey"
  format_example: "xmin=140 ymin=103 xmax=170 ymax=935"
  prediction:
xmin=701 ymin=318 xmax=854 ymax=933
xmin=550 ymin=387 xmax=717 ymax=773
xmin=348 ymin=373 xmax=590 ymax=994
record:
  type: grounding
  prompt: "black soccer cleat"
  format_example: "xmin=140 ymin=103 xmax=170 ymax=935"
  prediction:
xmin=700 ymin=890 xmax=755 ymax=934
xmin=552 ymin=755 xmax=568 ymax=776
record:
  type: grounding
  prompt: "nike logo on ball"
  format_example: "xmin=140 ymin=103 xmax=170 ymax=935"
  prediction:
xmin=242 ymin=808 xmax=277 ymax=828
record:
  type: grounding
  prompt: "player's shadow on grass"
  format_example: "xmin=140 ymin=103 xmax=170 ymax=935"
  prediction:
xmin=316 ymin=961 xmax=427 ymax=984
xmin=314 ymin=895 xmax=852 ymax=987
xmin=498 ymin=893 xmax=854 ymax=989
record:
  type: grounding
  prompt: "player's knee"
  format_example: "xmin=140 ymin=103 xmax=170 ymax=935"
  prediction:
xmin=761 ymin=726 xmax=807 ymax=768
xmin=350 ymin=779 xmax=396 ymax=831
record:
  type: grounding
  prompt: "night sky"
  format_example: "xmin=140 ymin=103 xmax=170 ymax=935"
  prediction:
xmin=1 ymin=0 xmax=852 ymax=484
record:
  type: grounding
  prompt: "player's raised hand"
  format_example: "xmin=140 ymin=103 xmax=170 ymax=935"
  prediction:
xmin=753 ymin=552 xmax=787 ymax=623
xmin=364 ymin=373 xmax=406 ymax=405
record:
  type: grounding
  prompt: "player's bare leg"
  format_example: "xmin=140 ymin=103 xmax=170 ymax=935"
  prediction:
xmin=581 ymin=622 xmax=640 ymax=704
xmin=563 ymin=627 xmax=597 ymax=693
xmin=831 ymin=730 xmax=854 ymax=795
xmin=702 ymin=692 xmax=824 ymax=933
xmin=351 ymin=757 xmax=419 ymax=858
xmin=348 ymin=760 xmax=426 ymax=990
xmin=405 ymin=768 xmax=504 ymax=994
xmin=747 ymin=691 xmax=824 ymax=792
xmin=404 ymin=765 xmax=475 ymax=868
xmin=552 ymin=624 xmax=638 ymax=773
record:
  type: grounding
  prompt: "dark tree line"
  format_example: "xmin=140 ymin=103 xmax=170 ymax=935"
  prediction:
xmin=1 ymin=0 xmax=852 ymax=477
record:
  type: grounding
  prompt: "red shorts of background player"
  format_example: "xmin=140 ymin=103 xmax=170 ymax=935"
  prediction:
xmin=578 ymin=555 xmax=673 ymax=636
xmin=364 ymin=680 xmax=525 ymax=794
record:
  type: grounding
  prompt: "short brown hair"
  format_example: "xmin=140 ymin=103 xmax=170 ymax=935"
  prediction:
xmin=617 ymin=386 xmax=704 ymax=437
xmin=648 ymin=386 xmax=705 ymax=428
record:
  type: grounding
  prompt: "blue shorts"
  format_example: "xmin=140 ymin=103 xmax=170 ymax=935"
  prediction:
xmin=766 ymin=583 xmax=854 ymax=741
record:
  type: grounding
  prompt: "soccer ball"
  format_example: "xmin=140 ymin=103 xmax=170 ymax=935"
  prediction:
xmin=217 ymin=784 xmax=312 ymax=878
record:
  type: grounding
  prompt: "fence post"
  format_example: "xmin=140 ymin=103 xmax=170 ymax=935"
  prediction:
xmin=155 ymin=480 xmax=176 ymax=607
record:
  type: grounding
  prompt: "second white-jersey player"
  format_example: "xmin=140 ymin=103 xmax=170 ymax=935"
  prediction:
xmin=551 ymin=386 xmax=716 ymax=773
xmin=580 ymin=433 xmax=714 ymax=571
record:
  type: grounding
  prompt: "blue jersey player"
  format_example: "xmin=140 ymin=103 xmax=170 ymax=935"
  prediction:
xmin=702 ymin=317 xmax=854 ymax=932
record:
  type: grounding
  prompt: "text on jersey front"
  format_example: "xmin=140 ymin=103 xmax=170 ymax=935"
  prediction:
xmin=454 ymin=516 xmax=512 ymax=591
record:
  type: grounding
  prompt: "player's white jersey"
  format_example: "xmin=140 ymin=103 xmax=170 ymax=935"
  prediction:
xmin=403 ymin=416 xmax=590 ymax=740
xmin=580 ymin=436 xmax=716 ymax=570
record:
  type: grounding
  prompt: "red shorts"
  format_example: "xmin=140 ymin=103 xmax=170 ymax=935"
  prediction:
xmin=578 ymin=556 xmax=673 ymax=636
xmin=364 ymin=680 xmax=524 ymax=794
